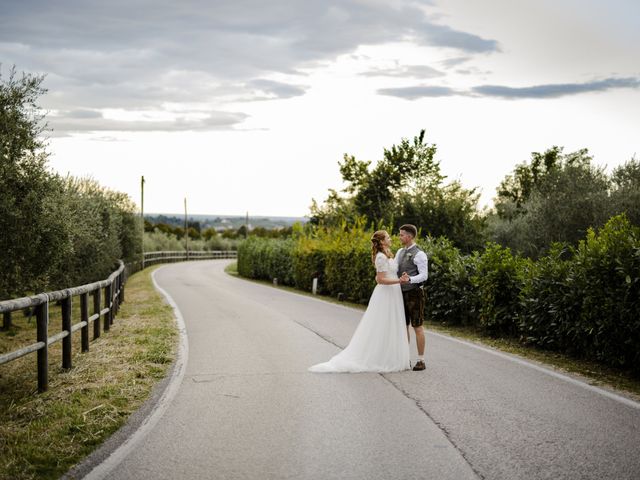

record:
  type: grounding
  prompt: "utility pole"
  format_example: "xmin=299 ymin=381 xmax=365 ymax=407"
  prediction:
xmin=184 ymin=197 xmax=188 ymax=260
xmin=245 ymin=211 xmax=249 ymax=238
xmin=141 ymin=176 xmax=145 ymax=269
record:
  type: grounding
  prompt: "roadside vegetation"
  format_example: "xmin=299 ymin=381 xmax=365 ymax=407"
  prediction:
xmin=0 ymin=266 xmax=177 ymax=480
xmin=142 ymin=216 xmax=294 ymax=253
xmin=1 ymin=67 xmax=178 ymax=480
xmin=0 ymin=67 xmax=141 ymax=302
xmin=238 ymin=130 xmax=640 ymax=384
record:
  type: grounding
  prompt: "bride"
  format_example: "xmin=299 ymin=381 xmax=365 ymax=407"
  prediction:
xmin=308 ymin=230 xmax=411 ymax=373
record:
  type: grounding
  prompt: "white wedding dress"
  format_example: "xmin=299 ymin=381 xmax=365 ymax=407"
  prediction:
xmin=308 ymin=252 xmax=410 ymax=373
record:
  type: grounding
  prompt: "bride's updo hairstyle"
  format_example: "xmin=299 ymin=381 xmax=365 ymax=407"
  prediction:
xmin=371 ymin=230 xmax=393 ymax=265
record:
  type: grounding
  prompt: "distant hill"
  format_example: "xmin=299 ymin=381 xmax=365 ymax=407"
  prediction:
xmin=145 ymin=213 xmax=308 ymax=230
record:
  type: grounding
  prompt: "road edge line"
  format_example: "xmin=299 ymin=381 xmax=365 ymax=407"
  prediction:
xmin=81 ymin=265 xmax=190 ymax=479
xmin=429 ymin=331 xmax=640 ymax=410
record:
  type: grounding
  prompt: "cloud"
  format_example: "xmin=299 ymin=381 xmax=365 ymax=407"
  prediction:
xmin=0 ymin=1 xmax=499 ymax=133
xmin=47 ymin=110 xmax=249 ymax=137
xmin=360 ymin=64 xmax=445 ymax=78
xmin=377 ymin=85 xmax=459 ymax=99
xmin=472 ymin=77 xmax=640 ymax=99
xmin=414 ymin=23 xmax=499 ymax=53
xmin=377 ymin=77 xmax=640 ymax=100
xmin=245 ymin=79 xmax=308 ymax=100
xmin=440 ymin=56 xmax=472 ymax=68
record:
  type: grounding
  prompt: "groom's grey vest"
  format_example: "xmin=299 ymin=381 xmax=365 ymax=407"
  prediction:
xmin=397 ymin=244 xmax=424 ymax=292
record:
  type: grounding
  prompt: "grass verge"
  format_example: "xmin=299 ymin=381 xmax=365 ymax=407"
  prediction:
xmin=226 ymin=261 xmax=640 ymax=401
xmin=0 ymin=265 xmax=177 ymax=480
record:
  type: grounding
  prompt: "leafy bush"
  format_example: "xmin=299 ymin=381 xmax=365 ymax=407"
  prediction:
xmin=471 ymin=243 xmax=526 ymax=337
xmin=237 ymin=237 xmax=294 ymax=285
xmin=144 ymin=229 xmax=185 ymax=252
xmin=518 ymin=244 xmax=576 ymax=350
xmin=569 ymin=215 xmax=640 ymax=371
xmin=517 ymin=215 xmax=640 ymax=373
xmin=421 ymin=236 xmax=478 ymax=326
xmin=266 ymin=238 xmax=295 ymax=286
xmin=292 ymin=238 xmax=328 ymax=293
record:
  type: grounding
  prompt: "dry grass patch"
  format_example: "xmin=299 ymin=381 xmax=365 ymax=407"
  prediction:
xmin=0 ymin=265 xmax=177 ymax=480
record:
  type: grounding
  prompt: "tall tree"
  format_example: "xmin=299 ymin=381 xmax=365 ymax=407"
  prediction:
xmin=0 ymin=67 xmax=68 ymax=298
xmin=312 ymin=130 xmax=441 ymax=226
xmin=310 ymin=130 xmax=486 ymax=250
xmin=609 ymin=157 xmax=640 ymax=226
xmin=490 ymin=147 xmax=611 ymax=257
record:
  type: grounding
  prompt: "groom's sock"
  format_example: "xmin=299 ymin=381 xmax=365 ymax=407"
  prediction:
xmin=417 ymin=355 xmax=424 ymax=363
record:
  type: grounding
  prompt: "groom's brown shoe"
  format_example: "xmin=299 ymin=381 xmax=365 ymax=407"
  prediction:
xmin=412 ymin=360 xmax=426 ymax=371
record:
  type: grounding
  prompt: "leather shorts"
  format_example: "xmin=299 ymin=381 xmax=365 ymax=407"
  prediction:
xmin=402 ymin=287 xmax=425 ymax=327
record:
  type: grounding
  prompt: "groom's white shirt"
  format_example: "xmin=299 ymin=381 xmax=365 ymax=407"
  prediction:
xmin=397 ymin=243 xmax=428 ymax=284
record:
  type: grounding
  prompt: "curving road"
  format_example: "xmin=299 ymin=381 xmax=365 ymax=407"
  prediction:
xmin=85 ymin=260 xmax=640 ymax=480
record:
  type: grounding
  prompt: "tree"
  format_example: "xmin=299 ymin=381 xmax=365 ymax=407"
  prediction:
xmin=495 ymin=146 xmax=563 ymax=219
xmin=0 ymin=67 xmax=142 ymax=299
xmin=609 ymin=157 xmax=640 ymax=226
xmin=0 ymin=67 xmax=69 ymax=298
xmin=341 ymin=130 xmax=441 ymax=225
xmin=202 ymin=227 xmax=218 ymax=240
xmin=489 ymin=147 xmax=611 ymax=257
xmin=397 ymin=180 xmax=486 ymax=253
xmin=311 ymin=130 xmax=485 ymax=251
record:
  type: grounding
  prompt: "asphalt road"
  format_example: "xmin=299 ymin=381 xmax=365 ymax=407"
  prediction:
xmin=91 ymin=260 xmax=640 ymax=480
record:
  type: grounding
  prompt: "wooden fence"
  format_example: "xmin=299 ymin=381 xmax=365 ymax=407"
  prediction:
xmin=0 ymin=250 xmax=237 ymax=392
xmin=142 ymin=250 xmax=237 ymax=267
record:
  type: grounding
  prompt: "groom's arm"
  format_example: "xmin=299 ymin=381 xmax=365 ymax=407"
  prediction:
xmin=409 ymin=251 xmax=428 ymax=284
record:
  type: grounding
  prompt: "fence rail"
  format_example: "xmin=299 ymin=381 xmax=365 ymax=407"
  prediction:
xmin=143 ymin=249 xmax=237 ymax=267
xmin=0 ymin=250 xmax=237 ymax=392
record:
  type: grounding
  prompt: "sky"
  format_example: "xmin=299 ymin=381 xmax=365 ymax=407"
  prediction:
xmin=1 ymin=0 xmax=638 ymax=217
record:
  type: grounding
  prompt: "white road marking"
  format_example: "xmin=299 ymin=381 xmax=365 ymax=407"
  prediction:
xmin=83 ymin=266 xmax=189 ymax=480
xmin=428 ymin=331 xmax=640 ymax=410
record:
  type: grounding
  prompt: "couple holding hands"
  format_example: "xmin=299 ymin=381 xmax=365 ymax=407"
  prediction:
xmin=309 ymin=224 xmax=428 ymax=373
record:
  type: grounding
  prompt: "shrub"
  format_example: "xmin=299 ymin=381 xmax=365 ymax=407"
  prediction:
xmin=237 ymin=237 xmax=294 ymax=285
xmin=518 ymin=243 xmax=576 ymax=350
xmin=324 ymin=245 xmax=377 ymax=304
xmin=471 ymin=243 xmax=525 ymax=337
xmin=570 ymin=215 xmax=640 ymax=372
xmin=420 ymin=237 xmax=478 ymax=326
xmin=292 ymin=238 xmax=327 ymax=293
xmin=144 ymin=229 xmax=185 ymax=252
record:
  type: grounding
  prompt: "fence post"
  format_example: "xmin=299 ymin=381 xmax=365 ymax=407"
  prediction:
xmin=80 ymin=292 xmax=89 ymax=352
xmin=109 ymin=280 xmax=115 ymax=325
xmin=113 ymin=275 xmax=122 ymax=318
xmin=36 ymin=299 xmax=49 ymax=392
xmin=61 ymin=295 xmax=72 ymax=369
xmin=93 ymin=288 xmax=101 ymax=339
xmin=104 ymin=285 xmax=111 ymax=331
xmin=120 ymin=272 xmax=126 ymax=304
xmin=2 ymin=311 xmax=11 ymax=330
xmin=111 ymin=279 xmax=117 ymax=318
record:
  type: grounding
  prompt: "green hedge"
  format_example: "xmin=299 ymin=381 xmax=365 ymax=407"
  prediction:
xmin=237 ymin=215 xmax=640 ymax=375
xmin=292 ymin=238 xmax=327 ymax=293
xmin=237 ymin=237 xmax=295 ymax=285
xmin=420 ymin=237 xmax=478 ymax=327
xmin=472 ymin=243 xmax=527 ymax=337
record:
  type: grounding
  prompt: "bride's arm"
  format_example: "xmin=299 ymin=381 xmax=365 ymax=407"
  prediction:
xmin=375 ymin=272 xmax=401 ymax=285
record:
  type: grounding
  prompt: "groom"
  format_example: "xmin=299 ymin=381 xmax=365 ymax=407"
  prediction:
xmin=397 ymin=224 xmax=428 ymax=371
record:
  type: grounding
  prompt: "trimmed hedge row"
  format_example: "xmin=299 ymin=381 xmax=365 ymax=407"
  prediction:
xmin=237 ymin=215 xmax=640 ymax=375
